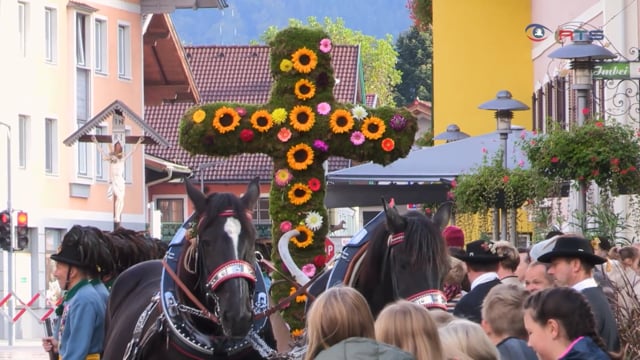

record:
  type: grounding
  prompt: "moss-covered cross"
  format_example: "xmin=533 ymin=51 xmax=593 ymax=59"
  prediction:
xmin=179 ymin=27 xmax=417 ymax=333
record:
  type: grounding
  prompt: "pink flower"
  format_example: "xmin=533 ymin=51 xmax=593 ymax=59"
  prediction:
xmin=518 ymin=159 xmax=525 ymax=167
xmin=450 ymin=179 xmax=457 ymax=188
xmin=236 ymin=107 xmax=247 ymax=116
xmin=317 ymin=102 xmax=331 ymax=115
xmin=582 ymin=107 xmax=590 ymax=115
xmin=278 ymin=127 xmax=292 ymax=142
xmin=481 ymin=147 xmax=487 ymax=153
xmin=319 ymin=38 xmax=332 ymax=53
xmin=520 ymin=131 xmax=527 ymax=139
xmin=551 ymin=156 xmax=559 ymax=163
xmin=280 ymin=221 xmax=292 ymax=233
xmin=503 ymin=175 xmax=509 ymax=183
xmin=350 ymin=131 xmax=365 ymax=146
xmin=275 ymin=168 xmax=293 ymax=187
xmin=301 ymin=263 xmax=316 ymax=278
xmin=595 ymin=121 xmax=604 ymax=127
xmin=313 ymin=140 xmax=329 ymax=152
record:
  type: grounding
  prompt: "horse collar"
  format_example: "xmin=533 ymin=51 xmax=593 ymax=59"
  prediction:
xmin=406 ymin=290 xmax=448 ymax=311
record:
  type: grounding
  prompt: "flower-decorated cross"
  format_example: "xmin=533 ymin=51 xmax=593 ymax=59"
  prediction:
xmin=179 ymin=27 xmax=417 ymax=332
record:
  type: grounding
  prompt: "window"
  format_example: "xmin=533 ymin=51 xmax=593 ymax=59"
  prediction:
xmin=44 ymin=7 xmax=57 ymax=62
xmin=76 ymin=70 xmax=90 ymax=176
xmin=253 ymin=197 xmax=271 ymax=224
xmin=45 ymin=228 xmax=64 ymax=295
xmin=45 ymin=118 xmax=58 ymax=174
xmin=94 ymin=19 xmax=107 ymax=73
xmin=157 ymin=199 xmax=184 ymax=223
xmin=18 ymin=2 xmax=27 ymax=57
xmin=18 ymin=115 xmax=28 ymax=168
xmin=76 ymin=13 xmax=88 ymax=66
xmin=117 ymin=24 xmax=131 ymax=78
xmin=95 ymin=127 xmax=107 ymax=180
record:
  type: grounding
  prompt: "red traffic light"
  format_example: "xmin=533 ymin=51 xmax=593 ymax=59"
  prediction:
xmin=0 ymin=211 xmax=9 ymax=225
xmin=17 ymin=212 xmax=27 ymax=227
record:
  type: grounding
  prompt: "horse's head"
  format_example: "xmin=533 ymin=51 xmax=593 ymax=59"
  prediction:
xmin=382 ymin=199 xmax=453 ymax=310
xmin=185 ymin=177 xmax=260 ymax=337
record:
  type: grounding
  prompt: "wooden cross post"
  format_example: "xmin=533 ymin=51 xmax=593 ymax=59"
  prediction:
xmin=178 ymin=28 xmax=418 ymax=331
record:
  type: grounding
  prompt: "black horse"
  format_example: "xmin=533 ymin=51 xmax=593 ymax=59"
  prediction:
xmin=282 ymin=199 xmax=452 ymax=317
xmin=103 ymin=178 xmax=277 ymax=360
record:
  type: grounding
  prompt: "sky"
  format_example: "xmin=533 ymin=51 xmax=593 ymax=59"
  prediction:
xmin=171 ymin=0 xmax=413 ymax=45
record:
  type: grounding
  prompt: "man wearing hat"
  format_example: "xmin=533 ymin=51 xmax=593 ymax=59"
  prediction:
xmin=537 ymin=234 xmax=620 ymax=352
xmin=453 ymin=239 xmax=504 ymax=323
xmin=42 ymin=226 xmax=107 ymax=360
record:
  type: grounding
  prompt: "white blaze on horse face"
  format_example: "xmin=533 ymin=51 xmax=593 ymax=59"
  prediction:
xmin=224 ymin=217 xmax=242 ymax=260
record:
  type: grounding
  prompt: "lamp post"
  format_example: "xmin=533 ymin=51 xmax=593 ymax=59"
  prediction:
xmin=434 ymin=124 xmax=471 ymax=142
xmin=198 ymin=161 xmax=222 ymax=193
xmin=0 ymin=121 xmax=14 ymax=345
xmin=548 ymin=33 xmax=615 ymax=231
xmin=478 ymin=90 xmax=529 ymax=243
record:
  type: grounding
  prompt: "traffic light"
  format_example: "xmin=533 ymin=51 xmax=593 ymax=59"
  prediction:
xmin=0 ymin=211 xmax=9 ymax=251
xmin=16 ymin=211 xmax=28 ymax=250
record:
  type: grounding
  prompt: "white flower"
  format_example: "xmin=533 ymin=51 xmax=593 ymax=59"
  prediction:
xmin=305 ymin=211 xmax=323 ymax=231
xmin=351 ymin=105 xmax=368 ymax=120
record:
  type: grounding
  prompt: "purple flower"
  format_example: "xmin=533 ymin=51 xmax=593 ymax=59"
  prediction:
xmin=389 ymin=114 xmax=407 ymax=131
xmin=351 ymin=131 xmax=365 ymax=146
xmin=313 ymin=140 xmax=329 ymax=152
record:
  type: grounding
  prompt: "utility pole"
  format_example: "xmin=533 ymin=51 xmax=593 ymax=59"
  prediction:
xmin=0 ymin=121 xmax=14 ymax=345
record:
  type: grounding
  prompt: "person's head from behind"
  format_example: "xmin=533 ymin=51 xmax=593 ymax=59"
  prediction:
xmin=305 ymin=286 xmax=375 ymax=360
xmin=375 ymin=300 xmax=443 ymax=360
xmin=481 ymin=284 xmax=530 ymax=343
xmin=524 ymin=261 xmax=554 ymax=293
xmin=493 ymin=241 xmax=520 ymax=278
xmin=523 ymin=287 xmax=607 ymax=359
xmin=619 ymin=246 xmax=639 ymax=270
xmin=439 ymin=318 xmax=499 ymax=360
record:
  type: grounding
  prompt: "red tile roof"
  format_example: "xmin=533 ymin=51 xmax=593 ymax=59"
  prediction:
xmin=145 ymin=45 xmax=360 ymax=181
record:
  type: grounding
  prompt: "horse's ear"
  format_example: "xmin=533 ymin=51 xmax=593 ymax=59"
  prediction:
xmin=184 ymin=177 xmax=207 ymax=214
xmin=242 ymin=177 xmax=260 ymax=210
xmin=433 ymin=201 xmax=453 ymax=231
xmin=382 ymin=197 xmax=405 ymax=233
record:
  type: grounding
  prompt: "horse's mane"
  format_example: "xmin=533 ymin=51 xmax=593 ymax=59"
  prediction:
xmin=102 ymin=227 xmax=166 ymax=276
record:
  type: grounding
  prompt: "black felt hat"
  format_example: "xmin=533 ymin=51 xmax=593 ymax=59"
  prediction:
xmin=50 ymin=243 xmax=87 ymax=267
xmin=453 ymin=239 xmax=505 ymax=264
xmin=537 ymin=235 xmax=606 ymax=265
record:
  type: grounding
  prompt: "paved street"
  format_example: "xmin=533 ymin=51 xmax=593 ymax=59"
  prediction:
xmin=0 ymin=340 xmax=49 ymax=359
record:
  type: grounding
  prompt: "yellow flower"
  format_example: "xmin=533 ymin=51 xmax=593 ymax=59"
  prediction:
xmin=192 ymin=109 xmax=206 ymax=123
xmin=294 ymin=79 xmax=316 ymax=100
xmin=329 ymin=109 xmax=355 ymax=134
xmin=290 ymin=224 xmax=314 ymax=248
xmin=289 ymin=105 xmax=316 ymax=132
xmin=250 ymin=110 xmax=274 ymax=132
xmin=291 ymin=47 xmax=318 ymax=74
xmin=212 ymin=106 xmax=241 ymax=134
xmin=296 ymin=293 xmax=307 ymax=303
xmin=288 ymin=183 xmax=312 ymax=206
xmin=291 ymin=329 xmax=304 ymax=338
xmin=272 ymin=108 xmax=288 ymax=124
xmin=287 ymin=143 xmax=314 ymax=171
xmin=280 ymin=59 xmax=293 ymax=72
xmin=361 ymin=116 xmax=386 ymax=140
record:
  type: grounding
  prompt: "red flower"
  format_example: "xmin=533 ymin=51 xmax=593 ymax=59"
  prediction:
xmin=313 ymin=254 xmax=326 ymax=269
xmin=502 ymin=175 xmax=509 ymax=183
xmin=381 ymin=138 xmax=395 ymax=152
xmin=591 ymin=169 xmax=600 ymax=176
xmin=582 ymin=107 xmax=590 ymax=115
xmin=425 ymin=208 xmax=432 ymax=216
xmin=240 ymin=129 xmax=254 ymax=142
xmin=590 ymin=156 xmax=598 ymax=162
xmin=610 ymin=158 xmax=620 ymax=165
xmin=629 ymin=166 xmax=637 ymax=172
xmin=621 ymin=169 xmax=629 ymax=175
xmin=450 ymin=179 xmax=457 ymax=188
xmin=595 ymin=121 xmax=604 ymax=127
xmin=446 ymin=191 xmax=454 ymax=200
xmin=308 ymin=177 xmax=321 ymax=191
xmin=550 ymin=156 xmax=559 ymax=163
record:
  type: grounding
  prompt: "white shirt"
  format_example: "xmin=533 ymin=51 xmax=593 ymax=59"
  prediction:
xmin=572 ymin=277 xmax=598 ymax=292
xmin=470 ymin=272 xmax=499 ymax=291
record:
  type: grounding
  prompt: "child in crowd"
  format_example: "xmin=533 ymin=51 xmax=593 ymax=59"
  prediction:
xmin=438 ymin=318 xmax=499 ymax=360
xmin=523 ymin=287 xmax=610 ymax=360
xmin=481 ymin=284 xmax=537 ymax=360
xmin=305 ymin=287 xmax=413 ymax=360
xmin=375 ymin=300 xmax=444 ymax=360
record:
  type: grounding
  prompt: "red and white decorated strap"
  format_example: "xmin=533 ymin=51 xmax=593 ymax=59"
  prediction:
xmin=407 ymin=289 xmax=448 ymax=311
xmin=206 ymin=260 xmax=256 ymax=291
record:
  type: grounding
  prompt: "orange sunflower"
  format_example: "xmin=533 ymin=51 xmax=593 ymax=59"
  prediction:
xmin=291 ymin=47 xmax=318 ymax=74
xmin=329 ymin=109 xmax=355 ymax=134
xmin=361 ymin=116 xmax=386 ymax=140
xmin=212 ymin=106 xmax=241 ymax=134
xmin=287 ymin=143 xmax=314 ymax=171
xmin=294 ymin=79 xmax=316 ymax=100
xmin=289 ymin=105 xmax=316 ymax=132
xmin=288 ymin=183 xmax=312 ymax=206
xmin=250 ymin=110 xmax=274 ymax=133
xmin=290 ymin=224 xmax=314 ymax=247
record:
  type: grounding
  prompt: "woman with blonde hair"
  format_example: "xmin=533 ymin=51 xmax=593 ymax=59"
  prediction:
xmin=375 ymin=300 xmax=444 ymax=360
xmin=438 ymin=319 xmax=499 ymax=360
xmin=305 ymin=286 xmax=413 ymax=360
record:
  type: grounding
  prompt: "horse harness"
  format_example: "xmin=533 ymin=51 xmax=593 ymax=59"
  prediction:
xmin=384 ymin=232 xmax=448 ymax=311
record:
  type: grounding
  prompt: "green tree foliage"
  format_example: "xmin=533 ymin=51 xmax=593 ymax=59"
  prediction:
xmin=393 ymin=26 xmax=433 ymax=106
xmin=259 ymin=17 xmax=402 ymax=106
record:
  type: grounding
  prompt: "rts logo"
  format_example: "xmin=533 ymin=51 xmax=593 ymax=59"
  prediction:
xmin=525 ymin=23 xmax=552 ymax=42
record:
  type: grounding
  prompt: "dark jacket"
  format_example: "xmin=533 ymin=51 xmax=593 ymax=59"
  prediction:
xmin=560 ymin=336 xmax=610 ymax=360
xmin=453 ymin=278 xmax=501 ymax=323
xmin=581 ymin=287 xmax=620 ymax=352
xmin=497 ymin=337 xmax=537 ymax=360
xmin=314 ymin=337 xmax=415 ymax=360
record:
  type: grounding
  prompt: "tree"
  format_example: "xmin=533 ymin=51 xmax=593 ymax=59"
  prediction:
xmin=259 ymin=17 xmax=402 ymax=106
xmin=406 ymin=0 xmax=432 ymax=31
xmin=393 ymin=26 xmax=433 ymax=106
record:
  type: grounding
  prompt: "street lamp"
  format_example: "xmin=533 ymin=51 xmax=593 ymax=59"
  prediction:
xmin=548 ymin=33 xmax=615 ymax=230
xmin=434 ymin=124 xmax=470 ymax=142
xmin=198 ymin=161 xmax=222 ymax=193
xmin=478 ymin=90 xmax=529 ymax=243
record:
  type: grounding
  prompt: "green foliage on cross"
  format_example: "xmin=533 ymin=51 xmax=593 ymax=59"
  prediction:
xmin=179 ymin=27 xmax=417 ymax=333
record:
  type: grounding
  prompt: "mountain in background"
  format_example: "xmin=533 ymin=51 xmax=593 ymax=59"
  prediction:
xmin=171 ymin=0 xmax=413 ymax=45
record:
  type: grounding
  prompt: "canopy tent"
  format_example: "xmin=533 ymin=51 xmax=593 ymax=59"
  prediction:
xmin=325 ymin=129 xmax=533 ymax=208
